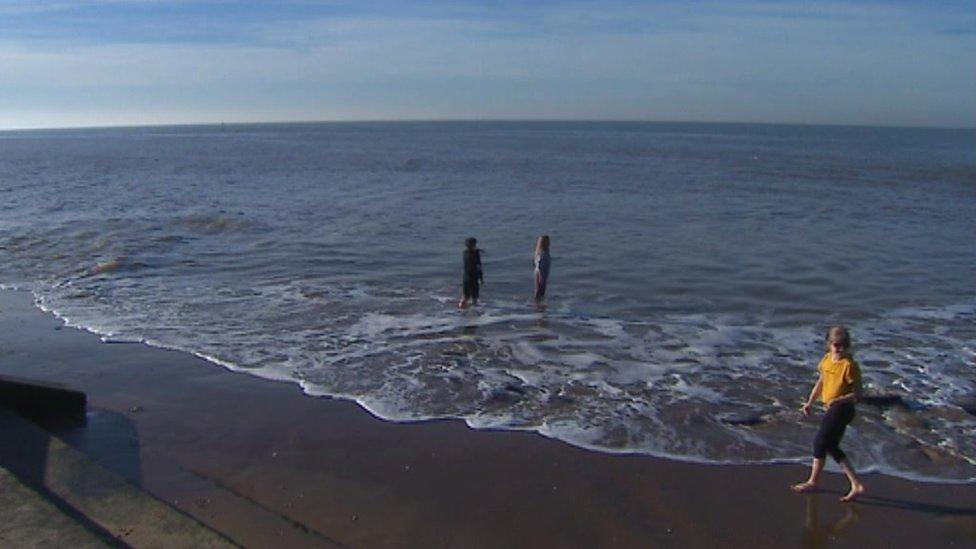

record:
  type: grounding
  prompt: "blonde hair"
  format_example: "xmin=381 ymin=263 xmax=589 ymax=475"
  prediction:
xmin=535 ymin=234 xmax=550 ymax=255
xmin=825 ymin=326 xmax=852 ymax=352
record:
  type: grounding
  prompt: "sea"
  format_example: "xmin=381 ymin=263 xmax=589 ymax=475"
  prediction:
xmin=1 ymin=121 xmax=974 ymax=482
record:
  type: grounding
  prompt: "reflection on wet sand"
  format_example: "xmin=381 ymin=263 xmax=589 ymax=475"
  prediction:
xmin=801 ymin=496 xmax=859 ymax=549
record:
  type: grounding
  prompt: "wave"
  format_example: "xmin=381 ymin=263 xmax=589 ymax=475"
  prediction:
xmin=22 ymin=282 xmax=976 ymax=484
xmin=177 ymin=214 xmax=253 ymax=234
xmin=88 ymin=258 xmax=151 ymax=276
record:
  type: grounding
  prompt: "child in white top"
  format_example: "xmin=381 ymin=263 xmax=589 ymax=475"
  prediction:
xmin=534 ymin=235 xmax=551 ymax=302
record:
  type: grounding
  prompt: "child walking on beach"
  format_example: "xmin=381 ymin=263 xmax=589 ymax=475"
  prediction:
xmin=458 ymin=237 xmax=483 ymax=308
xmin=792 ymin=326 xmax=866 ymax=502
xmin=534 ymin=235 xmax=551 ymax=302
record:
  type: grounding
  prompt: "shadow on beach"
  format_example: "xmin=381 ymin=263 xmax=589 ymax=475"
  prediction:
xmin=802 ymin=486 xmax=976 ymax=517
xmin=0 ymin=406 xmax=142 ymax=544
xmin=47 ymin=408 xmax=143 ymax=485
xmin=855 ymin=494 xmax=976 ymax=517
xmin=798 ymin=488 xmax=976 ymax=549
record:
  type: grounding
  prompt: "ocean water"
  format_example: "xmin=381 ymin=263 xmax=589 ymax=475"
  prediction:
xmin=1 ymin=121 xmax=974 ymax=481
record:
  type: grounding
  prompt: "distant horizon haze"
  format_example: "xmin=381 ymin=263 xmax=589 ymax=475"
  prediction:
xmin=2 ymin=117 xmax=975 ymax=133
xmin=1 ymin=1 xmax=974 ymax=131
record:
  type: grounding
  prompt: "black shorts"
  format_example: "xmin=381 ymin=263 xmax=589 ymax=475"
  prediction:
xmin=463 ymin=279 xmax=480 ymax=300
xmin=813 ymin=401 xmax=855 ymax=462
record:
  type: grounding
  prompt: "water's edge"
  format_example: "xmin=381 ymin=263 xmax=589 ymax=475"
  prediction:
xmin=10 ymin=287 xmax=971 ymax=486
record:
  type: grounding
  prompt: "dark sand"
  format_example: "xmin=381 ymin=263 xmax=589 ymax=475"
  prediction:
xmin=1 ymin=289 xmax=974 ymax=548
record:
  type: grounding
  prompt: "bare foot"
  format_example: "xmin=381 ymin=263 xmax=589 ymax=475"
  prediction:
xmin=840 ymin=483 xmax=865 ymax=502
xmin=791 ymin=481 xmax=817 ymax=493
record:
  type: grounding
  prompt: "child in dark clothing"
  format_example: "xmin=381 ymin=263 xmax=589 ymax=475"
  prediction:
xmin=458 ymin=237 xmax=483 ymax=308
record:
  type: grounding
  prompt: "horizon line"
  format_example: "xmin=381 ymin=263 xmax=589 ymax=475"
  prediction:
xmin=2 ymin=117 xmax=973 ymax=133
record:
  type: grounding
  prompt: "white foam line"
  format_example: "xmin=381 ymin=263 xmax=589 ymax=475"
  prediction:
xmin=17 ymin=289 xmax=976 ymax=485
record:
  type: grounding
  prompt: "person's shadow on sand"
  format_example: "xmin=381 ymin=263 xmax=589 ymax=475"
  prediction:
xmin=804 ymin=485 xmax=976 ymax=517
xmin=799 ymin=489 xmax=976 ymax=549
xmin=854 ymin=494 xmax=976 ymax=517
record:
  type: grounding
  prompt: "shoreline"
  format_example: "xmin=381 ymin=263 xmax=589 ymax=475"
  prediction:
xmin=2 ymin=288 xmax=974 ymax=547
xmin=26 ymin=287 xmax=976 ymax=485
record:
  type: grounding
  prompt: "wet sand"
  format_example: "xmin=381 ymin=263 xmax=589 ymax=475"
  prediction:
xmin=1 ymin=289 xmax=974 ymax=548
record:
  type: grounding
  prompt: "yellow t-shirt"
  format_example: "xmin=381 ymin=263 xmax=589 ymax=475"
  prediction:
xmin=818 ymin=353 xmax=861 ymax=404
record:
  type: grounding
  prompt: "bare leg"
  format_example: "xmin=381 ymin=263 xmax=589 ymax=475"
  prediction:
xmin=792 ymin=457 xmax=824 ymax=492
xmin=458 ymin=297 xmax=467 ymax=308
xmin=838 ymin=459 xmax=865 ymax=502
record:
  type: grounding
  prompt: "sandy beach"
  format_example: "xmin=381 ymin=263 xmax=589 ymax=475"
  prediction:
xmin=1 ymin=288 xmax=973 ymax=548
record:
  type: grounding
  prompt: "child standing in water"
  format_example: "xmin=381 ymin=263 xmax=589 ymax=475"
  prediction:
xmin=458 ymin=237 xmax=483 ymax=308
xmin=792 ymin=326 xmax=866 ymax=502
xmin=534 ymin=235 xmax=551 ymax=302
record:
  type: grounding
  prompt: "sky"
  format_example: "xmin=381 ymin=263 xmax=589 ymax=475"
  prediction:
xmin=1 ymin=0 xmax=974 ymax=129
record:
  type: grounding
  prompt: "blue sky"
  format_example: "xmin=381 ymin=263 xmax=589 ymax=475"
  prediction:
xmin=1 ymin=1 xmax=974 ymax=129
